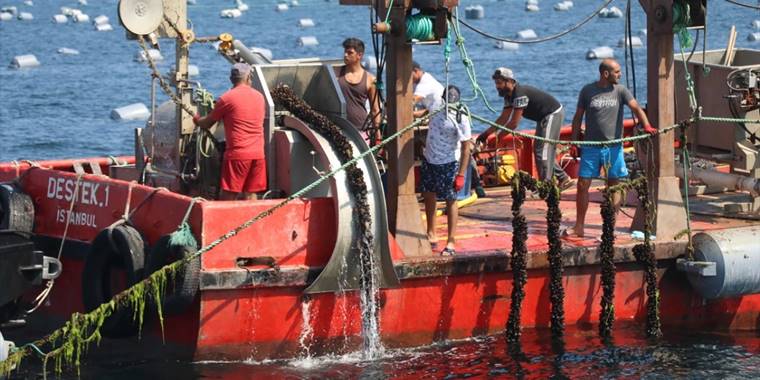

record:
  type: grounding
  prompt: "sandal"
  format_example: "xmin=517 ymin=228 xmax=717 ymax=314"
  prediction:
xmin=440 ymin=247 xmax=456 ymax=256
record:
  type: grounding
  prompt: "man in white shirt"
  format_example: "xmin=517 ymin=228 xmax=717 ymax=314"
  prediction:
xmin=420 ymin=85 xmax=471 ymax=256
xmin=412 ymin=61 xmax=444 ymax=118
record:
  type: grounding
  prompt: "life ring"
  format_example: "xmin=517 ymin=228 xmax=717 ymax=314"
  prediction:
xmin=146 ymin=235 xmax=200 ymax=315
xmin=0 ymin=183 xmax=34 ymax=233
xmin=82 ymin=224 xmax=145 ymax=338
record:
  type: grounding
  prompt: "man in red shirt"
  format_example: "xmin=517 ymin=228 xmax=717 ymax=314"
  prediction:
xmin=194 ymin=63 xmax=266 ymax=200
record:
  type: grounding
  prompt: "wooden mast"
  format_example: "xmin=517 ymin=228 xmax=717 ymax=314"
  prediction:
xmin=341 ymin=0 xmax=431 ymax=256
xmin=633 ymin=0 xmax=687 ymax=241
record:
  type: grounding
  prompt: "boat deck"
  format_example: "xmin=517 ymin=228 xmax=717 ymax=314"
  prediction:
xmin=423 ymin=182 xmax=759 ymax=264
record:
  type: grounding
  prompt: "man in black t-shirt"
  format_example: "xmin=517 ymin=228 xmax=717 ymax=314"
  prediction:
xmin=475 ymin=67 xmax=572 ymax=188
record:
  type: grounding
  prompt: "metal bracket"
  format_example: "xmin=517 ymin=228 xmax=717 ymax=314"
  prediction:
xmin=18 ymin=255 xmax=62 ymax=281
xmin=676 ymin=258 xmax=716 ymax=277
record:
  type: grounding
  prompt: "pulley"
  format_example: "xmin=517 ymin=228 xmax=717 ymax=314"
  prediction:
xmin=118 ymin=0 xmax=164 ymax=36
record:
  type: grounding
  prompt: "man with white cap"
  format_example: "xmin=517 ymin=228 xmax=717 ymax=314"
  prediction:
xmin=194 ymin=62 xmax=267 ymax=200
xmin=476 ymin=67 xmax=573 ymax=190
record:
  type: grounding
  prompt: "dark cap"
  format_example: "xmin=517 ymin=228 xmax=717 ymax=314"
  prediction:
xmin=231 ymin=62 xmax=251 ymax=80
xmin=412 ymin=61 xmax=421 ymax=71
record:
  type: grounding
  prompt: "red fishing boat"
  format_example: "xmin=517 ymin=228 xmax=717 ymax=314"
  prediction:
xmin=1 ymin=0 xmax=760 ymax=370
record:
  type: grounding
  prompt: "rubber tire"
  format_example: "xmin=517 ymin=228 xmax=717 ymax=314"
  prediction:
xmin=146 ymin=235 xmax=200 ymax=315
xmin=82 ymin=224 xmax=146 ymax=339
xmin=0 ymin=183 xmax=34 ymax=233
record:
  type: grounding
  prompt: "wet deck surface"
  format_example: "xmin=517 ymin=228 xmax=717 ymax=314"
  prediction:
xmin=425 ymin=182 xmax=760 ymax=257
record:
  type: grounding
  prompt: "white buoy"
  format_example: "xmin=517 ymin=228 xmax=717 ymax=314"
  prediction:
xmin=73 ymin=13 xmax=89 ymax=23
xmin=753 ymin=20 xmax=760 ymax=30
xmin=60 ymin=6 xmax=71 ymax=15
xmin=78 ymin=0 xmax=88 ymax=5
xmin=1 ymin=6 xmax=17 ymax=15
xmin=220 ymin=9 xmax=242 ymax=18
xmin=600 ymin=6 xmax=622 ymax=18
xmin=236 ymin=0 xmax=249 ymax=12
xmin=1 ymin=12 xmax=13 ymax=21
xmin=298 ymin=36 xmax=319 ymax=46
xmin=586 ymin=46 xmax=614 ymax=60
xmin=63 ymin=8 xmax=82 ymax=16
xmin=250 ymin=46 xmax=273 ymax=61
xmin=93 ymin=15 xmax=108 ymax=25
xmin=748 ymin=32 xmax=760 ymax=42
xmin=9 ymin=54 xmax=40 ymax=69
xmin=276 ymin=3 xmax=289 ymax=12
xmin=17 ymin=12 xmax=33 ymax=21
xmin=516 ymin=29 xmax=537 ymax=40
xmin=23 ymin=0 xmax=33 ymax=6
xmin=525 ymin=4 xmax=539 ymax=12
xmin=291 ymin=0 xmax=299 ymax=6
xmin=95 ymin=23 xmax=112 ymax=31
xmin=52 ymin=14 xmax=67 ymax=23
xmin=494 ymin=41 xmax=519 ymax=50
xmin=135 ymin=49 xmax=163 ymax=62
xmin=298 ymin=18 xmax=315 ymax=28
xmin=465 ymin=5 xmax=484 ymax=19
xmin=58 ymin=47 xmax=80 ymax=55
xmin=554 ymin=2 xmax=570 ymax=11
xmin=111 ymin=103 xmax=150 ymax=121
xmin=618 ymin=36 xmax=643 ymax=48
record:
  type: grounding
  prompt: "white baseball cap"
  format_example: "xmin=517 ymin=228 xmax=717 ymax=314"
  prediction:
xmin=492 ymin=67 xmax=515 ymax=81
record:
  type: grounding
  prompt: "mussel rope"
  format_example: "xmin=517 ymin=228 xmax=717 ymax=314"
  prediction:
xmin=271 ymin=85 xmax=379 ymax=354
xmin=506 ymin=172 xmax=532 ymax=345
xmin=540 ymin=179 xmax=565 ymax=340
xmin=631 ymin=178 xmax=662 ymax=339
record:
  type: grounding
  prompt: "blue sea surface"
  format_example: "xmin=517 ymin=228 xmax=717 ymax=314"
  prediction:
xmin=1 ymin=1 xmax=760 ymax=378
xmin=0 ymin=0 xmax=757 ymax=162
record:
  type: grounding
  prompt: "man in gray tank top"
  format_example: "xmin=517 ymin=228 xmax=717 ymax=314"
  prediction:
xmin=564 ymin=59 xmax=656 ymax=238
xmin=335 ymin=38 xmax=381 ymax=144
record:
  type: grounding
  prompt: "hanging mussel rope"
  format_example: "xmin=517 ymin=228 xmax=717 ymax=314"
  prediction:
xmin=506 ymin=171 xmax=533 ymax=344
xmin=598 ymin=186 xmax=618 ymax=339
xmin=270 ymin=85 xmax=377 ymax=329
xmin=506 ymin=172 xmax=566 ymax=344
xmin=631 ymin=178 xmax=662 ymax=338
xmin=539 ymin=180 xmax=565 ymax=340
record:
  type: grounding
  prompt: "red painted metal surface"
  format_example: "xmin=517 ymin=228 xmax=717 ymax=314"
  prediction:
xmin=3 ymin=148 xmax=760 ymax=362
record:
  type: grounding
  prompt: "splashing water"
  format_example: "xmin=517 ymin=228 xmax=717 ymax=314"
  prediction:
xmin=358 ymin=250 xmax=384 ymax=359
xmin=298 ymin=298 xmax=314 ymax=360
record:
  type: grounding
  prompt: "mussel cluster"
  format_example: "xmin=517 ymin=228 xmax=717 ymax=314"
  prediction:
xmin=631 ymin=178 xmax=662 ymax=338
xmin=506 ymin=172 xmax=532 ymax=344
xmin=271 ymin=85 xmax=376 ymax=319
xmin=539 ymin=180 xmax=565 ymax=340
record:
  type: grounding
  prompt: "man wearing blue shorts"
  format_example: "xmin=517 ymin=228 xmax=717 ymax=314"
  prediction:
xmin=566 ymin=59 xmax=656 ymax=238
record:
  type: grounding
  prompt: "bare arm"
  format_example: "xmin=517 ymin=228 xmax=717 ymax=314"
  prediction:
xmin=368 ymin=74 xmax=382 ymax=129
xmin=458 ymin=140 xmax=471 ymax=177
xmin=571 ymin=106 xmax=585 ymax=141
xmin=627 ymin=98 xmax=651 ymax=127
xmin=195 ymin=115 xmax=216 ymax=130
xmin=504 ymin=108 xmax=524 ymax=130
xmin=479 ymin=107 xmax=513 ymax=142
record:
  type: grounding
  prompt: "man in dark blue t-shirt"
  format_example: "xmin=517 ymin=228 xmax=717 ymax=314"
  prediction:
xmin=475 ymin=67 xmax=572 ymax=189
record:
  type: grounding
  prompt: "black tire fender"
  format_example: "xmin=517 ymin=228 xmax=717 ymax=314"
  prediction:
xmin=0 ymin=183 xmax=34 ymax=233
xmin=82 ymin=224 xmax=145 ymax=338
xmin=146 ymin=235 xmax=200 ymax=315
